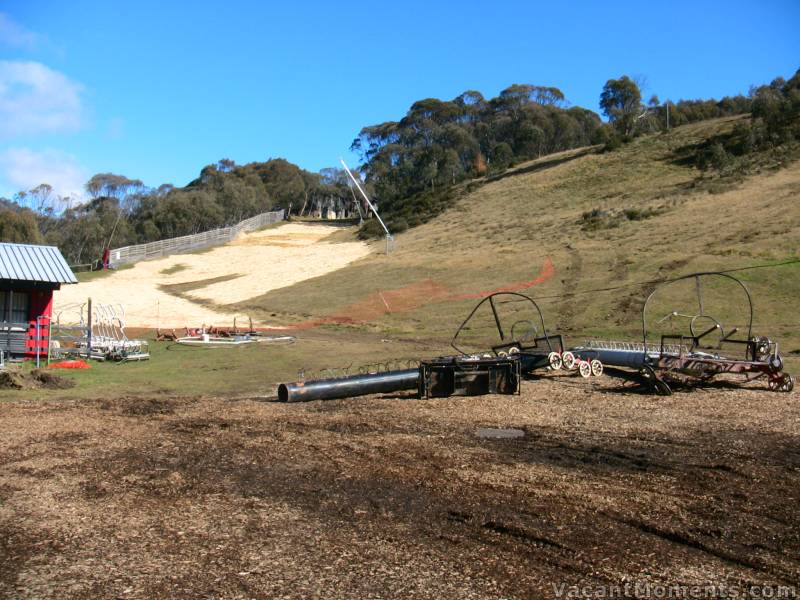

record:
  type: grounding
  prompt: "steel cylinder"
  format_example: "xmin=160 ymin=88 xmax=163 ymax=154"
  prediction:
xmin=573 ymin=347 xmax=650 ymax=369
xmin=277 ymin=368 xmax=420 ymax=402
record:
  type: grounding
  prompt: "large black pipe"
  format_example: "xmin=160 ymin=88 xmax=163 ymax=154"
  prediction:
xmin=278 ymin=368 xmax=419 ymax=402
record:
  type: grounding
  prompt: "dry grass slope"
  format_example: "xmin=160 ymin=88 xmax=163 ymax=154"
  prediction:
xmin=237 ymin=116 xmax=800 ymax=356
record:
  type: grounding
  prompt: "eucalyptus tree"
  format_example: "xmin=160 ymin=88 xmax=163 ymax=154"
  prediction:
xmin=599 ymin=76 xmax=643 ymax=136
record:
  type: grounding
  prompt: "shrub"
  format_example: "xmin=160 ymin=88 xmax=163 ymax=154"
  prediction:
xmin=389 ymin=217 xmax=409 ymax=233
xmin=357 ymin=219 xmax=384 ymax=239
xmin=580 ymin=205 xmax=666 ymax=230
xmin=490 ymin=142 xmax=513 ymax=172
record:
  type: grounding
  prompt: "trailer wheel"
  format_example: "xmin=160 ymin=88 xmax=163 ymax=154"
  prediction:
xmin=641 ymin=365 xmax=671 ymax=396
xmin=654 ymin=378 xmax=672 ymax=396
xmin=561 ymin=351 xmax=576 ymax=370
xmin=578 ymin=361 xmax=592 ymax=378
xmin=548 ymin=352 xmax=562 ymax=370
xmin=590 ymin=359 xmax=603 ymax=377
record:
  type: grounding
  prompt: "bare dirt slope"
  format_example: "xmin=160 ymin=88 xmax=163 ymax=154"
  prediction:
xmin=54 ymin=223 xmax=371 ymax=328
xmin=1 ymin=377 xmax=798 ymax=598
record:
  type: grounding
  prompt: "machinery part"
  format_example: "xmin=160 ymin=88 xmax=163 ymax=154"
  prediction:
xmin=578 ymin=361 xmax=592 ymax=378
xmin=453 ymin=292 xmax=563 ymax=362
xmin=770 ymin=373 xmax=795 ymax=392
xmin=451 ymin=292 xmax=570 ymax=378
xmin=590 ymin=359 xmax=603 ymax=377
xmin=642 ymin=271 xmax=754 ymax=347
xmin=510 ymin=320 xmax=538 ymax=342
xmin=689 ymin=314 xmax=723 ymax=342
xmin=753 ymin=336 xmax=772 ymax=361
xmin=572 ymin=343 xmax=648 ymax=370
xmin=640 ymin=365 xmax=672 ymax=396
xmin=278 ymin=368 xmax=419 ymax=402
xmin=577 ymin=273 xmax=793 ymax=394
xmin=419 ymin=356 xmax=520 ymax=398
xmin=561 ymin=351 xmax=576 ymax=370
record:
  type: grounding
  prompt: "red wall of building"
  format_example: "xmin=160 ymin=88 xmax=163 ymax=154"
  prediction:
xmin=25 ymin=289 xmax=54 ymax=358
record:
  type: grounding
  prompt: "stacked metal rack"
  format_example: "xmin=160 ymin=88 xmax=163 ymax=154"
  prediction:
xmin=52 ymin=300 xmax=150 ymax=363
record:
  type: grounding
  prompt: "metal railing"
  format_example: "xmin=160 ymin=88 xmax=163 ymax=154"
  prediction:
xmin=109 ymin=209 xmax=285 ymax=266
xmin=583 ymin=339 xmax=688 ymax=355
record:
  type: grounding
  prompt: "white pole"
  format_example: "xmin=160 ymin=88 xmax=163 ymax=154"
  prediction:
xmin=339 ymin=159 xmax=390 ymax=237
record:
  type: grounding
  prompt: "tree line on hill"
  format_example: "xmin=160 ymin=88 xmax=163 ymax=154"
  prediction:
xmin=1 ymin=159 xmax=362 ymax=265
xmin=352 ymin=79 xmax=764 ymax=236
xmin=1 ymin=69 xmax=797 ymax=261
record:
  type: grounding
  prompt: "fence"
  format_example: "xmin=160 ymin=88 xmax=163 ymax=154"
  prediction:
xmin=109 ymin=209 xmax=285 ymax=266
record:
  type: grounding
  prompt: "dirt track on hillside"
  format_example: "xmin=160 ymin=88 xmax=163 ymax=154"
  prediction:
xmin=54 ymin=223 xmax=371 ymax=329
xmin=1 ymin=374 xmax=798 ymax=598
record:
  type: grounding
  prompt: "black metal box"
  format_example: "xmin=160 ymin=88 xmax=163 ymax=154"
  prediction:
xmin=419 ymin=356 xmax=520 ymax=398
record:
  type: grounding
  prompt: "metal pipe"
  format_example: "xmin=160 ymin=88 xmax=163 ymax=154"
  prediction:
xmin=278 ymin=368 xmax=419 ymax=402
xmin=572 ymin=347 xmax=650 ymax=369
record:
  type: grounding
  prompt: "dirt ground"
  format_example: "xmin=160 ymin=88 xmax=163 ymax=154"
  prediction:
xmin=1 ymin=372 xmax=798 ymax=599
xmin=54 ymin=223 xmax=371 ymax=328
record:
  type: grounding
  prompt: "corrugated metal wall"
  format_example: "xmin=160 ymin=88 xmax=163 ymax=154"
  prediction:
xmin=0 ymin=289 xmax=52 ymax=358
xmin=0 ymin=324 xmax=28 ymax=355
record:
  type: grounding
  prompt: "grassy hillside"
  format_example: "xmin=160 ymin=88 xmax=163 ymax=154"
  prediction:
xmin=5 ymin=116 xmax=798 ymax=401
xmin=237 ymin=115 xmax=800 ymax=354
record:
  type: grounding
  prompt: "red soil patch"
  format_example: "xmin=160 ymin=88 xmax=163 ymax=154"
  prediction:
xmin=277 ymin=257 xmax=555 ymax=331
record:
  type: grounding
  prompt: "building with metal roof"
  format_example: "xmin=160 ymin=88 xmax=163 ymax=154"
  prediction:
xmin=0 ymin=243 xmax=77 ymax=285
xmin=0 ymin=243 xmax=77 ymax=359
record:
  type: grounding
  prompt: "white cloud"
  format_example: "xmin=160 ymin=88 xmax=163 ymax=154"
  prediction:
xmin=0 ymin=60 xmax=85 ymax=138
xmin=0 ymin=147 xmax=87 ymax=203
xmin=0 ymin=13 xmax=40 ymax=50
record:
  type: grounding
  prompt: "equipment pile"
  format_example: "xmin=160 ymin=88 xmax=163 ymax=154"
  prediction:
xmin=277 ymin=272 xmax=794 ymax=402
xmin=52 ymin=300 xmax=150 ymax=363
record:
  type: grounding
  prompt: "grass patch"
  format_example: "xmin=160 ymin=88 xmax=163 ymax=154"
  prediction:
xmin=76 ymin=263 xmax=133 ymax=283
xmin=0 ymin=329 xmax=434 ymax=401
xmin=580 ymin=205 xmax=668 ymax=230
xmin=159 ymin=263 xmax=189 ymax=275
xmin=158 ymin=274 xmax=244 ymax=307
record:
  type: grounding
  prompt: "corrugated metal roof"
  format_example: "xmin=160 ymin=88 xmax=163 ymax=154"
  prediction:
xmin=0 ymin=243 xmax=77 ymax=284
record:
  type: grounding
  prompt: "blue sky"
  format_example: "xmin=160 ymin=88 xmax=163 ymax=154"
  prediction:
xmin=1 ymin=0 xmax=798 ymax=201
